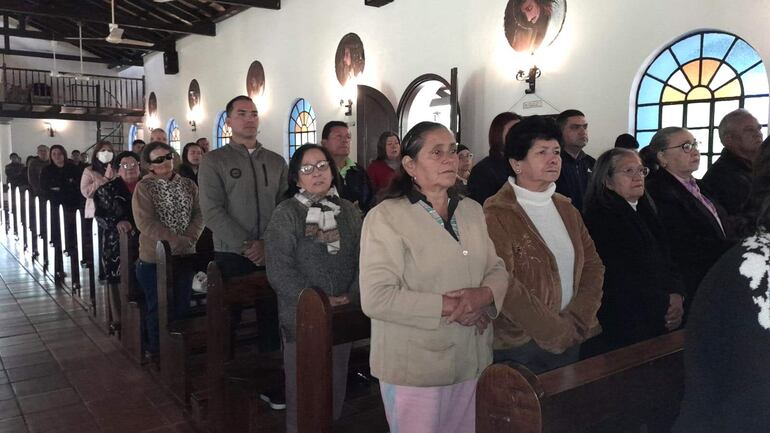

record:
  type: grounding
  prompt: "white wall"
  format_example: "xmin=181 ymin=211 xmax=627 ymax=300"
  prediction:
xmin=140 ymin=0 xmax=770 ymax=162
xmin=5 ymin=118 xmax=98 ymax=158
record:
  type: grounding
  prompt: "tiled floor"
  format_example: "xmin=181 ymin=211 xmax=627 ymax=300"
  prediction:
xmin=0 ymin=239 xmax=197 ymax=432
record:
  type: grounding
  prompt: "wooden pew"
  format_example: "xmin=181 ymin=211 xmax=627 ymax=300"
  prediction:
xmin=202 ymin=261 xmax=277 ymax=433
xmin=476 ymin=330 xmax=685 ymax=433
xmin=296 ymin=287 xmax=384 ymax=433
xmin=119 ymin=230 xmax=143 ymax=364
xmin=156 ymin=240 xmax=213 ymax=404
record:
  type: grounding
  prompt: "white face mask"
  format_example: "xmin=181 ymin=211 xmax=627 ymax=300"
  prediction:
xmin=97 ymin=150 xmax=113 ymax=164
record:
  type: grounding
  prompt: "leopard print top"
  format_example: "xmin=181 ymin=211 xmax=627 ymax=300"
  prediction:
xmin=144 ymin=174 xmax=196 ymax=234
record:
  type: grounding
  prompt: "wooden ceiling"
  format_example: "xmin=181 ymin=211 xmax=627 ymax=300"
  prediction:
xmin=0 ymin=0 xmax=281 ymax=69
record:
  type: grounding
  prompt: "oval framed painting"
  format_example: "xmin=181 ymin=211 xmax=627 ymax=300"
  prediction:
xmin=246 ymin=61 xmax=266 ymax=99
xmin=188 ymin=79 xmax=200 ymax=110
xmin=148 ymin=91 xmax=158 ymax=116
xmin=334 ymin=33 xmax=365 ymax=86
xmin=504 ymin=0 xmax=567 ymax=53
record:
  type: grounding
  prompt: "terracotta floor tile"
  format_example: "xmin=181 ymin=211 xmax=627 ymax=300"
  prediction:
xmin=0 ymin=398 xmax=21 ymax=419
xmin=0 ymin=342 xmax=47 ymax=358
xmin=6 ymin=363 xmax=62 ymax=383
xmin=17 ymin=387 xmax=81 ymax=414
xmin=23 ymin=403 xmax=95 ymax=432
xmin=0 ymin=383 xmax=15 ymax=400
xmin=0 ymin=334 xmax=40 ymax=349
xmin=0 ymin=325 xmax=34 ymax=338
xmin=11 ymin=373 xmax=70 ymax=398
xmin=1 ymin=352 xmax=55 ymax=369
xmin=0 ymin=416 xmax=27 ymax=433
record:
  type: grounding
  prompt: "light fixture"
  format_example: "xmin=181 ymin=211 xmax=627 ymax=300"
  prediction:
xmin=189 ymin=119 xmax=197 ymax=131
xmin=340 ymin=99 xmax=353 ymax=116
xmin=516 ymin=65 xmax=541 ymax=94
xmin=43 ymin=121 xmax=55 ymax=137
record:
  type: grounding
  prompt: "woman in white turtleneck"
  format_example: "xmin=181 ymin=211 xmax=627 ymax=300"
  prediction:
xmin=582 ymin=148 xmax=685 ymax=353
xmin=483 ymin=116 xmax=605 ymax=374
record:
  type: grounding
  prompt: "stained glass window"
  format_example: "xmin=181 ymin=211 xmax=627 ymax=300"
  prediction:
xmin=167 ymin=119 xmax=181 ymax=154
xmin=127 ymin=124 xmax=137 ymax=148
xmin=635 ymin=31 xmax=769 ymax=178
xmin=215 ymin=111 xmax=232 ymax=149
xmin=288 ymin=98 xmax=317 ymax=158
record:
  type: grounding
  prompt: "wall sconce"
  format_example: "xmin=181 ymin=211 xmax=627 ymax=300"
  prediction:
xmin=516 ymin=65 xmax=541 ymax=94
xmin=340 ymin=99 xmax=353 ymax=116
xmin=189 ymin=119 xmax=197 ymax=131
xmin=44 ymin=121 xmax=55 ymax=137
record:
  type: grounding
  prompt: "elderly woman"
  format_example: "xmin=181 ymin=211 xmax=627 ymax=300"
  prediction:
xmin=483 ymin=116 xmax=604 ymax=373
xmin=94 ymin=151 xmax=141 ymax=334
xmin=81 ymin=140 xmax=114 ymax=219
xmin=645 ymin=127 xmax=735 ymax=312
xmin=468 ymin=111 xmax=521 ymax=204
xmin=673 ymin=146 xmax=770 ymax=432
xmin=360 ymin=121 xmax=508 ymax=433
xmin=178 ymin=141 xmax=204 ymax=184
xmin=366 ymin=131 xmax=401 ymax=193
xmin=265 ymin=143 xmax=361 ymax=433
xmin=583 ymin=148 xmax=685 ymax=352
xmin=132 ymin=141 xmax=203 ymax=359
xmin=455 ymin=144 xmax=474 ymax=194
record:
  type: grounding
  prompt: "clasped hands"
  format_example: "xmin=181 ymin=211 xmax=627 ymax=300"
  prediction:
xmin=442 ymin=287 xmax=494 ymax=334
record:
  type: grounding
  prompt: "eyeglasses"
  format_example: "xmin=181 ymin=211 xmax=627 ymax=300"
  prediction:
xmin=149 ymin=153 xmax=173 ymax=164
xmin=427 ymin=144 xmax=459 ymax=161
xmin=120 ymin=163 xmax=139 ymax=169
xmin=663 ymin=140 xmax=700 ymax=153
xmin=299 ymin=160 xmax=330 ymax=175
xmin=614 ymin=166 xmax=650 ymax=178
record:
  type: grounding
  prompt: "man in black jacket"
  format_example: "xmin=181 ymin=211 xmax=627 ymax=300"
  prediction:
xmin=321 ymin=121 xmax=374 ymax=212
xmin=555 ymin=109 xmax=595 ymax=211
xmin=702 ymin=109 xmax=763 ymax=218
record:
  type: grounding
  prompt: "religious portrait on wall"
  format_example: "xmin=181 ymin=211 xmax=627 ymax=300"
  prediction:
xmin=504 ymin=0 xmax=567 ymax=54
xmin=188 ymin=79 xmax=200 ymax=110
xmin=335 ymin=33 xmax=365 ymax=86
xmin=246 ymin=61 xmax=266 ymax=99
xmin=148 ymin=91 xmax=158 ymax=115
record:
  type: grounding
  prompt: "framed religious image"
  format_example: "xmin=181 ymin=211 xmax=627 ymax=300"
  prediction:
xmin=246 ymin=61 xmax=266 ymax=99
xmin=188 ymin=79 xmax=200 ymax=110
xmin=335 ymin=33 xmax=365 ymax=86
xmin=148 ymin=91 xmax=158 ymax=115
xmin=504 ymin=0 xmax=567 ymax=54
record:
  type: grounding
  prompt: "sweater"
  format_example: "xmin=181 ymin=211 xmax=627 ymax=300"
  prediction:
xmin=264 ymin=196 xmax=362 ymax=342
xmin=80 ymin=167 xmax=110 ymax=218
xmin=359 ymin=196 xmax=508 ymax=386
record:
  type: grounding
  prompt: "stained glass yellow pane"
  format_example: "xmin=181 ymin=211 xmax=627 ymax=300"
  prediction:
xmin=714 ymin=78 xmax=742 ymax=98
xmin=701 ymin=59 xmax=720 ymax=86
xmin=686 ymin=86 xmax=712 ymax=100
xmin=682 ymin=61 xmax=701 ymax=86
xmin=662 ymin=86 xmax=686 ymax=102
xmin=298 ymin=111 xmax=310 ymax=126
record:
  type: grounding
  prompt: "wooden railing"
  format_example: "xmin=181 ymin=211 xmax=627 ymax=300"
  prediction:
xmin=1 ymin=66 xmax=144 ymax=111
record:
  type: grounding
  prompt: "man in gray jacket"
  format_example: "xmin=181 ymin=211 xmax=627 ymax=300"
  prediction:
xmin=198 ymin=95 xmax=288 ymax=407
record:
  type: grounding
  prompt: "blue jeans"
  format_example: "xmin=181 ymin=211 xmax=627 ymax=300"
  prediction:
xmin=135 ymin=259 xmax=193 ymax=354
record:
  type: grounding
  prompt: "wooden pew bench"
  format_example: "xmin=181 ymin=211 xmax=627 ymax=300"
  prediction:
xmin=119 ymin=230 xmax=143 ymax=364
xmin=296 ymin=287 xmax=387 ymax=433
xmin=476 ymin=330 xmax=685 ymax=433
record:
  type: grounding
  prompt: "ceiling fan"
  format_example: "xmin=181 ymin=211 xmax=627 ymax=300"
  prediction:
xmin=53 ymin=24 xmax=90 ymax=81
xmin=69 ymin=0 xmax=154 ymax=47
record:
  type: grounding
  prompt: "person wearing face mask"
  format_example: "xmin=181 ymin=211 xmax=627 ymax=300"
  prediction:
xmin=81 ymin=140 xmax=115 ymax=219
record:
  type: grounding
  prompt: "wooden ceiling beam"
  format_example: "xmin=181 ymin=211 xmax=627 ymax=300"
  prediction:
xmin=0 ymin=1 xmax=216 ymax=36
xmin=0 ymin=48 xmax=143 ymax=66
xmin=213 ymin=0 xmax=280 ymax=10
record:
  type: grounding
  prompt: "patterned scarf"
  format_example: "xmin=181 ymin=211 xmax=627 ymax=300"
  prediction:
xmin=293 ymin=187 xmax=342 ymax=254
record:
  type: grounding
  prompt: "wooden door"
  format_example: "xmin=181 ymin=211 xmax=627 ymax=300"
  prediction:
xmin=356 ymin=85 xmax=397 ymax=168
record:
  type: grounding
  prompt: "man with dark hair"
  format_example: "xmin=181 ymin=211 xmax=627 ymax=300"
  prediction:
xmin=321 ymin=121 xmax=374 ymax=212
xmin=5 ymin=152 xmax=27 ymax=189
xmin=196 ymin=137 xmax=210 ymax=153
xmin=131 ymin=139 xmax=146 ymax=155
xmin=702 ymin=109 xmax=763 ymax=217
xmin=27 ymin=145 xmax=49 ymax=197
xmin=198 ymin=95 xmax=288 ymax=408
xmin=555 ymin=109 xmax=595 ymax=211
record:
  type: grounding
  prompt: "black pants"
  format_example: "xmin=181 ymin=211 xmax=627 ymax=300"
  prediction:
xmin=215 ymin=252 xmax=281 ymax=353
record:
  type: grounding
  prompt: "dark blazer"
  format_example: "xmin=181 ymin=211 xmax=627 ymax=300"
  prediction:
xmin=645 ymin=169 xmax=734 ymax=307
xmin=178 ymin=164 xmax=198 ymax=185
xmin=555 ymin=150 xmax=596 ymax=212
xmin=467 ymin=155 xmax=513 ymax=205
xmin=39 ymin=162 xmax=83 ymax=210
xmin=584 ymin=191 xmax=685 ymax=350
xmin=701 ymin=149 xmax=752 ymax=216
xmin=339 ymin=165 xmax=374 ymax=213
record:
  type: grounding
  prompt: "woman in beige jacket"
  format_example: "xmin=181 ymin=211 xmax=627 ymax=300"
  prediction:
xmin=360 ymin=122 xmax=508 ymax=433
xmin=484 ymin=116 xmax=604 ymax=374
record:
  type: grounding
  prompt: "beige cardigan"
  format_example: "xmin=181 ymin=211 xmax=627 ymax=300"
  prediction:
xmin=360 ymin=197 xmax=508 ymax=387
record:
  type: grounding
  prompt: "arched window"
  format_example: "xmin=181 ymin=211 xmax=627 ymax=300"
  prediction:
xmin=214 ymin=110 xmax=232 ymax=149
xmin=288 ymin=98 xmax=317 ymax=158
xmin=127 ymin=124 xmax=137 ymax=147
xmin=167 ymin=118 xmax=181 ymax=154
xmin=635 ymin=31 xmax=769 ymax=178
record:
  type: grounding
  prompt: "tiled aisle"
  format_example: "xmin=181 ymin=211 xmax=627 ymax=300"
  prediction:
xmin=0 ymin=240 xmax=197 ymax=432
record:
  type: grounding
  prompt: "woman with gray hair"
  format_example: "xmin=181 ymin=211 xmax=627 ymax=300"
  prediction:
xmin=583 ymin=148 xmax=685 ymax=352
xmin=645 ymin=127 xmax=734 ymax=314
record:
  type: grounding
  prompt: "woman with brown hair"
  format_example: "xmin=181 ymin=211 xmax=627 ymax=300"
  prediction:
xmin=467 ymin=111 xmax=521 ymax=204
